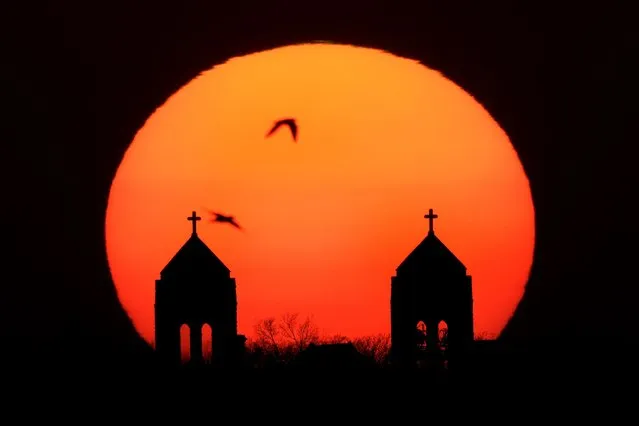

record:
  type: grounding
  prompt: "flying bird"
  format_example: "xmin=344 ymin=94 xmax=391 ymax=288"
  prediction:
xmin=266 ymin=118 xmax=298 ymax=142
xmin=207 ymin=210 xmax=243 ymax=231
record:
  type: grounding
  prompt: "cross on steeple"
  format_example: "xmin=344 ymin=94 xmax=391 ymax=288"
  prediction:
xmin=187 ymin=210 xmax=201 ymax=235
xmin=424 ymin=208 xmax=438 ymax=235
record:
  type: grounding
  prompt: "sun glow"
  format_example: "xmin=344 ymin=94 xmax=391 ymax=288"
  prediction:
xmin=105 ymin=43 xmax=535 ymax=346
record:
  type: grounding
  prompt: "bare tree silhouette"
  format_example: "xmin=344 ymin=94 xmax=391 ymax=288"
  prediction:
xmin=323 ymin=334 xmax=350 ymax=344
xmin=249 ymin=313 xmax=392 ymax=366
xmin=251 ymin=313 xmax=321 ymax=365
xmin=279 ymin=312 xmax=320 ymax=351
xmin=352 ymin=333 xmax=391 ymax=365
xmin=254 ymin=317 xmax=282 ymax=356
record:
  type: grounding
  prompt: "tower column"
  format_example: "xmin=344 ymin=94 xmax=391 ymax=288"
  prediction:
xmin=426 ymin=319 xmax=440 ymax=353
xmin=190 ymin=323 xmax=203 ymax=364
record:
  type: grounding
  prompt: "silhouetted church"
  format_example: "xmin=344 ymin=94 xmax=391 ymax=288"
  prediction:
xmin=154 ymin=211 xmax=246 ymax=367
xmin=390 ymin=209 xmax=474 ymax=368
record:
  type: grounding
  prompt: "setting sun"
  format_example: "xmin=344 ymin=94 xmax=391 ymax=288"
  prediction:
xmin=105 ymin=42 xmax=535 ymax=347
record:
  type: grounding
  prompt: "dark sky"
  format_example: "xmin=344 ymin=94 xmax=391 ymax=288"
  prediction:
xmin=2 ymin=1 xmax=635 ymax=363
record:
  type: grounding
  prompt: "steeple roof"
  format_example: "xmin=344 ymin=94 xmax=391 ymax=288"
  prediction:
xmin=396 ymin=232 xmax=467 ymax=276
xmin=159 ymin=211 xmax=231 ymax=280
xmin=160 ymin=233 xmax=230 ymax=278
xmin=396 ymin=209 xmax=467 ymax=276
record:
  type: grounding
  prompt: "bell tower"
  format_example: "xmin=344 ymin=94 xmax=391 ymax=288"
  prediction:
xmin=390 ymin=209 xmax=474 ymax=368
xmin=154 ymin=211 xmax=246 ymax=367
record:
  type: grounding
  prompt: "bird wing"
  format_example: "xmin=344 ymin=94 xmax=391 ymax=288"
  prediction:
xmin=288 ymin=122 xmax=298 ymax=140
xmin=266 ymin=121 xmax=283 ymax=138
xmin=229 ymin=219 xmax=243 ymax=230
xmin=266 ymin=118 xmax=298 ymax=141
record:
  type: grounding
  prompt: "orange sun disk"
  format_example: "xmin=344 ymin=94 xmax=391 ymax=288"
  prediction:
xmin=105 ymin=43 xmax=535 ymax=346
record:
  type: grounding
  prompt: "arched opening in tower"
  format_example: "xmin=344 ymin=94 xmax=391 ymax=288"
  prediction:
xmin=180 ymin=324 xmax=190 ymax=364
xmin=416 ymin=321 xmax=427 ymax=351
xmin=202 ymin=323 xmax=213 ymax=364
xmin=438 ymin=320 xmax=448 ymax=352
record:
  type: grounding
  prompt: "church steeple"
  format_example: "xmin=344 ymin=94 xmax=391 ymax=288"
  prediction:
xmin=396 ymin=209 xmax=466 ymax=276
xmin=390 ymin=208 xmax=474 ymax=369
xmin=155 ymin=210 xmax=245 ymax=367
xmin=160 ymin=211 xmax=230 ymax=281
